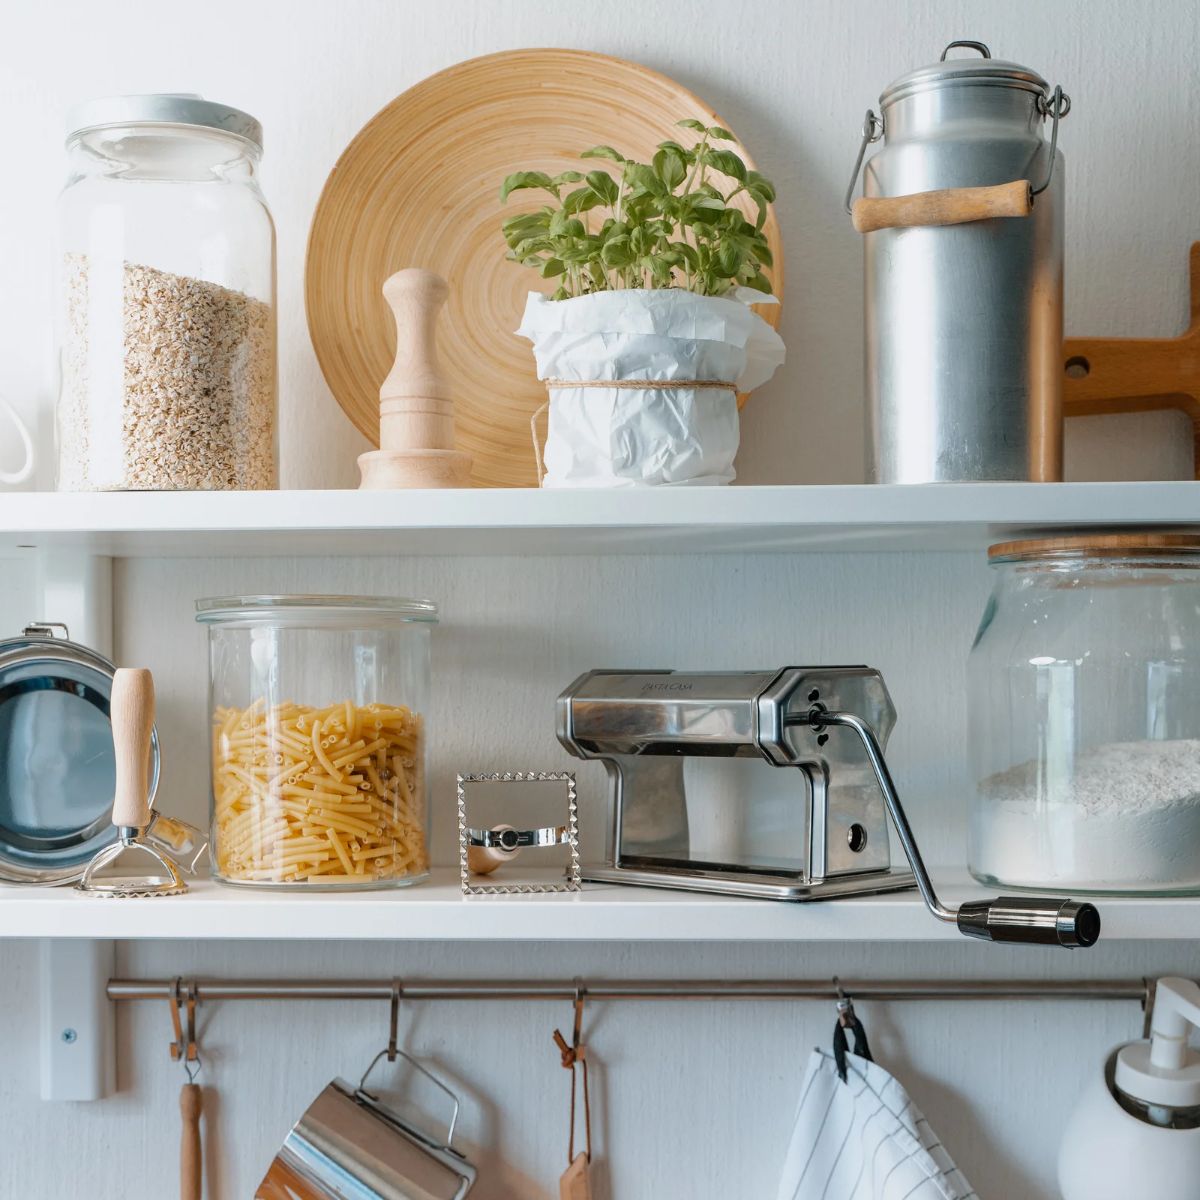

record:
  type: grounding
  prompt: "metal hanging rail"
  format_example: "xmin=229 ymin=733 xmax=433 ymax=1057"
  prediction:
xmin=107 ymin=976 xmax=1155 ymax=1005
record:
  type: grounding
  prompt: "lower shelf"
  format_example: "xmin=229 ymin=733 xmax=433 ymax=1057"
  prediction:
xmin=0 ymin=868 xmax=1192 ymax=941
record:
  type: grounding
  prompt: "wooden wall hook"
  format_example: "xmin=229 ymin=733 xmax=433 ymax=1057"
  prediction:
xmin=1064 ymin=242 xmax=1200 ymax=479
xmin=358 ymin=268 xmax=474 ymax=489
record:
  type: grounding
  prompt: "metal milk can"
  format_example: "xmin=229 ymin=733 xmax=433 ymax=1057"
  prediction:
xmin=846 ymin=41 xmax=1071 ymax=483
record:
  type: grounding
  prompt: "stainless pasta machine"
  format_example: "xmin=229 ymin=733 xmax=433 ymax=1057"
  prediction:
xmin=556 ymin=666 xmax=1100 ymax=947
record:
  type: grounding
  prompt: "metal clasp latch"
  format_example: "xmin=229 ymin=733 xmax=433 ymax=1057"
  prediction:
xmin=843 ymin=110 xmax=884 ymax=215
xmin=1032 ymin=84 xmax=1071 ymax=196
xmin=23 ymin=621 xmax=70 ymax=640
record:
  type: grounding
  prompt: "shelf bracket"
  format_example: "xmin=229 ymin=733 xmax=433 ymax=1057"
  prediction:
xmin=32 ymin=551 xmax=113 ymax=656
xmin=41 ymin=939 xmax=116 ymax=1101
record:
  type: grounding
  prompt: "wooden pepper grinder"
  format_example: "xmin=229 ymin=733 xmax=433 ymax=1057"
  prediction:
xmin=358 ymin=268 xmax=474 ymax=489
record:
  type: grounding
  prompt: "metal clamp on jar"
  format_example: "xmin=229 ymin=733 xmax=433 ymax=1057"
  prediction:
xmin=557 ymin=667 xmax=1100 ymax=947
xmin=846 ymin=41 xmax=1071 ymax=483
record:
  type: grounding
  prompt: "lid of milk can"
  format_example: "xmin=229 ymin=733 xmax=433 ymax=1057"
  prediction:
xmin=881 ymin=40 xmax=1050 ymax=107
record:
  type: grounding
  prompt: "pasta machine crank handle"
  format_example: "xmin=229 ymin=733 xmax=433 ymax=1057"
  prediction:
xmin=797 ymin=708 xmax=1101 ymax=948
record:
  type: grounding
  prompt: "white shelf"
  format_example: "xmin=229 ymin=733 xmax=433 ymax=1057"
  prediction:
xmin=0 ymin=868 xmax=1191 ymax=941
xmin=2 ymin=482 xmax=1197 ymax=557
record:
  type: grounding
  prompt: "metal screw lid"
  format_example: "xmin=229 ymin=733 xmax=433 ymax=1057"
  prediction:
xmin=65 ymin=94 xmax=263 ymax=150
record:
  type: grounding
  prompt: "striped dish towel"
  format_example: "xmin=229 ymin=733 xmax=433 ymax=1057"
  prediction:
xmin=776 ymin=1050 xmax=977 ymax=1200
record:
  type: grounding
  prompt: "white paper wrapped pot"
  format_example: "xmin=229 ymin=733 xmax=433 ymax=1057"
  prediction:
xmin=517 ymin=289 xmax=785 ymax=488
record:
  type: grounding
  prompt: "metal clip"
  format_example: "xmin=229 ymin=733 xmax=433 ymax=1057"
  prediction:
xmin=387 ymin=979 xmax=401 ymax=1063
xmin=843 ymin=110 xmax=883 ymax=215
xmin=833 ymin=976 xmax=855 ymax=1026
xmin=22 ymin=622 xmax=69 ymax=640
xmin=168 ymin=978 xmax=201 ymax=1082
xmin=1032 ymin=85 xmax=1071 ymax=196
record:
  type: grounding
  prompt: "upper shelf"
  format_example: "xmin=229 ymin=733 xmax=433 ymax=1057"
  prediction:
xmin=2 ymin=482 xmax=1197 ymax=557
xmin=0 ymin=868 xmax=1192 ymax=941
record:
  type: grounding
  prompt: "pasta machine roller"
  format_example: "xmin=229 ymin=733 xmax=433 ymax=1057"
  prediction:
xmin=557 ymin=667 xmax=1100 ymax=947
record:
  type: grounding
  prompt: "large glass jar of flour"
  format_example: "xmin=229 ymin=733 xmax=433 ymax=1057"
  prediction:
xmin=969 ymin=534 xmax=1200 ymax=894
xmin=56 ymin=95 xmax=277 ymax=490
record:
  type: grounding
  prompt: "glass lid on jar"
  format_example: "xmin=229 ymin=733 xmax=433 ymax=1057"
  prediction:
xmin=0 ymin=632 xmax=160 ymax=883
xmin=195 ymin=594 xmax=438 ymax=627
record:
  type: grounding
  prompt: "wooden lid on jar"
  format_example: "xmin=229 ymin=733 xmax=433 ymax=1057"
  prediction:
xmin=989 ymin=532 xmax=1200 ymax=561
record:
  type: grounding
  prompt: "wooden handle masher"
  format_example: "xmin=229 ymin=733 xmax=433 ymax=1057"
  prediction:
xmin=358 ymin=268 xmax=474 ymax=489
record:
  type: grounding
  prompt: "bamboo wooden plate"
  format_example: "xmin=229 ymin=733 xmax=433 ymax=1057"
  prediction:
xmin=306 ymin=48 xmax=784 ymax=488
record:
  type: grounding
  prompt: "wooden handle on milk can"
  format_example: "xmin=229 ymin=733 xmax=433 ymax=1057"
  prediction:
xmin=180 ymin=1081 xmax=203 ymax=1200
xmin=110 ymin=667 xmax=155 ymax=830
xmin=852 ymin=179 xmax=1033 ymax=233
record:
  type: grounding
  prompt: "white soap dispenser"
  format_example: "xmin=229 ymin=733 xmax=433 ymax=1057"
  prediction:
xmin=1059 ymin=977 xmax=1200 ymax=1199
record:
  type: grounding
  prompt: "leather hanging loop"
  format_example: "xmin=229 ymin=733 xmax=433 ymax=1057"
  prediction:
xmin=553 ymin=982 xmax=592 ymax=1166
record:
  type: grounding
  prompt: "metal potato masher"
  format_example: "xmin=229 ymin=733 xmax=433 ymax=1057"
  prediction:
xmin=78 ymin=668 xmax=188 ymax=897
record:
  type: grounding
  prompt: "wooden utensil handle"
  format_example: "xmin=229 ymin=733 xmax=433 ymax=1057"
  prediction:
xmin=180 ymin=1082 xmax=202 ymax=1200
xmin=852 ymin=180 xmax=1032 ymax=233
xmin=380 ymin=268 xmax=451 ymax=405
xmin=110 ymin=667 xmax=154 ymax=829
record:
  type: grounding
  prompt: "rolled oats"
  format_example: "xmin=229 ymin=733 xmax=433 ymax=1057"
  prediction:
xmin=58 ymin=256 xmax=276 ymax=490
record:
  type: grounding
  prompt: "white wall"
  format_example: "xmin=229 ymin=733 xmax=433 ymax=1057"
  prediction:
xmin=2 ymin=2 xmax=1200 ymax=1198
xmin=0 ymin=0 xmax=1197 ymax=488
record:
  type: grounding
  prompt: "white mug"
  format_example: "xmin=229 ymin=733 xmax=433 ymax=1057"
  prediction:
xmin=0 ymin=397 xmax=34 ymax=485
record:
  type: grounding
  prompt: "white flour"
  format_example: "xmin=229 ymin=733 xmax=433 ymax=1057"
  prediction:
xmin=972 ymin=739 xmax=1200 ymax=891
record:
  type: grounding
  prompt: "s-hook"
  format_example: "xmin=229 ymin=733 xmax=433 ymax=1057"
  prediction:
xmin=832 ymin=977 xmax=873 ymax=1083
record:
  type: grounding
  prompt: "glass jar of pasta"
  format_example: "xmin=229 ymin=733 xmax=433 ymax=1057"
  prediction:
xmin=196 ymin=595 xmax=434 ymax=889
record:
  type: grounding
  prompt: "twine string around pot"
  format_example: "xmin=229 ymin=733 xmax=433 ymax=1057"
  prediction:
xmin=530 ymin=378 xmax=738 ymax=486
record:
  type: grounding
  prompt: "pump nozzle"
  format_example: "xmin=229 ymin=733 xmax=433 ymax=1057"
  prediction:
xmin=1115 ymin=977 xmax=1200 ymax=1114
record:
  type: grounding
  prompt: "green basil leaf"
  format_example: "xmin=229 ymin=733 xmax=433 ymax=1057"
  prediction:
xmin=701 ymin=148 xmax=747 ymax=183
xmin=622 ymin=163 xmax=664 ymax=195
xmin=581 ymin=145 xmax=626 ymax=163
xmin=539 ymin=258 xmax=566 ymax=278
xmin=552 ymin=170 xmax=584 ymax=186
xmin=717 ymin=240 xmax=744 ymax=276
xmin=563 ymin=187 xmax=601 ymax=215
xmin=586 ymin=170 xmax=620 ymax=205
xmin=653 ymin=147 xmax=687 ymax=191
xmin=600 ymin=236 xmax=634 ymax=268
xmin=656 ymin=139 xmax=694 ymax=162
xmin=670 ymin=242 xmax=699 ymax=270
xmin=707 ymin=125 xmax=736 ymax=141
xmin=676 ymin=118 xmax=707 ymax=132
xmin=499 ymin=171 xmax=557 ymax=203
xmin=746 ymin=171 xmax=777 ymax=203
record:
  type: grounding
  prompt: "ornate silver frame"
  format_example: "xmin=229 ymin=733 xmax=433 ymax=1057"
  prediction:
xmin=456 ymin=771 xmax=581 ymax=895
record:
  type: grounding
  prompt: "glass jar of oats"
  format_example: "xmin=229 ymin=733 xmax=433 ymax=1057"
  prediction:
xmin=196 ymin=596 xmax=435 ymax=890
xmin=56 ymin=95 xmax=277 ymax=491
